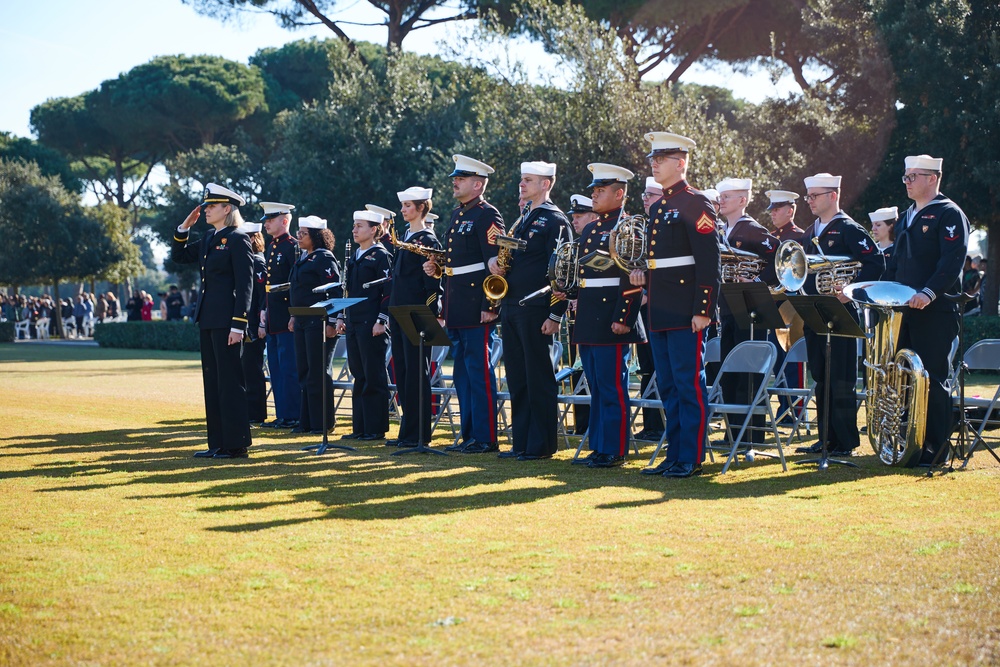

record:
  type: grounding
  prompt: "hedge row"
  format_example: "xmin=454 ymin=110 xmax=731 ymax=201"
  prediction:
xmin=93 ymin=321 xmax=200 ymax=351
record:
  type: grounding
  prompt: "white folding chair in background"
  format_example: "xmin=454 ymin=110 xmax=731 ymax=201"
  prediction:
xmin=957 ymin=339 xmax=1000 ymax=466
xmin=35 ymin=317 xmax=51 ymax=340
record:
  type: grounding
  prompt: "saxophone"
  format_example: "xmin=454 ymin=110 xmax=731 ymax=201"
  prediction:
xmin=483 ymin=201 xmax=530 ymax=305
xmin=843 ymin=280 xmax=929 ymax=466
xmin=389 ymin=227 xmax=445 ymax=278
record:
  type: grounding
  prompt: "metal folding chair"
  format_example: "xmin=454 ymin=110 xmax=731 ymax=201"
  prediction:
xmin=767 ymin=337 xmax=815 ymax=446
xmin=957 ymin=339 xmax=1000 ymax=466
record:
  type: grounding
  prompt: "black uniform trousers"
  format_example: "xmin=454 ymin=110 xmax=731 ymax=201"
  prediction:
xmin=635 ymin=339 xmax=665 ymax=435
xmin=199 ymin=328 xmax=251 ymax=452
xmin=897 ymin=307 xmax=958 ymax=459
xmin=294 ymin=319 xmax=335 ymax=432
xmin=720 ymin=314 xmax=768 ymax=444
xmin=804 ymin=308 xmax=862 ymax=451
xmin=242 ymin=337 xmax=267 ymax=423
xmin=501 ymin=304 xmax=559 ymax=457
xmin=346 ymin=324 xmax=390 ymax=436
xmin=390 ymin=323 xmax=433 ymax=444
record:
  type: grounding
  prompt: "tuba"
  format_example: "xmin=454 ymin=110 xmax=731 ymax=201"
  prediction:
xmin=389 ymin=227 xmax=445 ymax=279
xmin=843 ymin=281 xmax=929 ymax=467
xmin=483 ymin=201 xmax=530 ymax=305
xmin=775 ymin=239 xmax=862 ymax=294
xmin=608 ymin=208 xmax=648 ymax=271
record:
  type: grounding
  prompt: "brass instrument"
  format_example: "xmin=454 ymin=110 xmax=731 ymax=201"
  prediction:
xmin=517 ymin=227 xmax=579 ymax=305
xmin=483 ymin=201 xmax=530 ymax=305
xmin=719 ymin=243 xmax=766 ymax=283
xmin=607 ymin=206 xmax=648 ymax=271
xmin=775 ymin=239 xmax=861 ymax=294
xmin=843 ymin=281 xmax=929 ymax=466
xmin=389 ymin=227 xmax=445 ymax=279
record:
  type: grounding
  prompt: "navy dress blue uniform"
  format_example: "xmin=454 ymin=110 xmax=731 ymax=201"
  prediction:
xmin=388 ymin=228 xmax=443 ymax=444
xmin=719 ymin=216 xmax=779 ymax=444
xmin=243 ymin=251 xmax=268 ymax=423
xmin=171 ymin=224 xmax=254 ymax=454
xmin=644 ymin=182 xmax=721 ymax=468
xmin=500 ymin=201 xmax=572 ymax=458
xmin=801 ymin=213 xmax=884 ymax=453
xmin=441 ymin=196 xmax=504 ymax=448
xmin=290 ymin=248 xmax=342 ymax=432
xmin=264 ymin=232 xmax=301 ymax=424
xmin=573 ymin=207 xmax=645 ymax=462
xmin=343 ymin=243 xmax=393 ymax=437
xmin=885 ymin=194 xmax=969 ymax=462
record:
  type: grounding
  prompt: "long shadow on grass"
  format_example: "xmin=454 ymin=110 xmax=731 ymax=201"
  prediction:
xmin=0 ymin=421 xmax=933 ymax=531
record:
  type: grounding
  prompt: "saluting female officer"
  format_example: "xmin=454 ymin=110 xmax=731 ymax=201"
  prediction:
xmin=288 ymin=215 xmax=342 ymax=435
xmin=171 ymin=183 xmax=254 ymax=459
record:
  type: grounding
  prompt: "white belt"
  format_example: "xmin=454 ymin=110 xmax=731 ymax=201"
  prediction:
xmin=445 ymin=262 xmax=485 ymax=276
xmin=648 ymin=255 xmax=695 ymax=270
xmin=579 ymin=278 xmax=620 ymax=288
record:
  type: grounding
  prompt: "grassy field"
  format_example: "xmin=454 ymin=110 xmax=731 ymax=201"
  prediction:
xmin=1 ymin=343 xmax=999 ymax=666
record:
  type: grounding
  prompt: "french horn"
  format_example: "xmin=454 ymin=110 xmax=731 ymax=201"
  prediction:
xmin=843 ymin=281 xmax=929 ymax=466
xmin=608 ymin=209 xmax=648 ymax=272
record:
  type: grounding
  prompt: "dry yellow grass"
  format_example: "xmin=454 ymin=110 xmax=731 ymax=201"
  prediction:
xmin=1 ymin=343 xmax=999 ymax=666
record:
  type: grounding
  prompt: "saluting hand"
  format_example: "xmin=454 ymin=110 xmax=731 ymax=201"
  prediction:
xmin=181 ymin=206 xmax=201 ymax=230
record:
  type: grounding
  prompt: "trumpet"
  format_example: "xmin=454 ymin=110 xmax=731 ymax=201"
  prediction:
xmin=483 ymin=201 xmax=530 ymax=305
xmin=775 ymin=239 xmax=861 ymax=294
xmin=607 ymin=206 xmax=648 ymax=272
xmin=389 ymin=227 xmax=445 ymax=279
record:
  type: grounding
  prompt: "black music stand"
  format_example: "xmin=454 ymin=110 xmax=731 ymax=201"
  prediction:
xmin=388 ymin=305 xmax=452 ymax=456
xmin=784 ymin=294 xmax=867 ymax=470
xmin=721 ymin=283 xmax=786 ymax=340
xmin=290 ymin=297 xmax=365 ymax=456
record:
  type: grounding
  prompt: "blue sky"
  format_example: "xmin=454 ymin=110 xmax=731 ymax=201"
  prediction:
xmin=1 ymin=0 xmax=800 ymax=140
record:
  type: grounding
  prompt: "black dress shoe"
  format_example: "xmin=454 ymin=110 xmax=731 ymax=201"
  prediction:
xmin=393 ymin=440 xmax=418 ymax=448
xmin=277 ymin=419 xmax=299 ymax=429
xmin=290 ymin=426 xmax=308 ymax=434
xmin=641 ymin=459 xmax=677 ymax=475
xmin=517 ymin=453 xmax=553 ymax=461
xmin=213 ymin=449 xmax=249 ymax=459
xmin=827 ymin=448 xmax=856 ymax=457
xmin=341 ymin=432 xmax=363 ymax=440
xmin=359 ymin=433 xmax=385 ymax=441
xmin=309 ymin=429 xmax=329 ymax=435
xmin=445 ymin=439 xmax=472 ymax=452
xmin=795 ymin=441 xmax=824 ymax=454
xmin=589 ymin=454 xmax=625 ymax=468
xmin=193 ymin=448 xmax=221 ymax=458
xmin=497 ymin=450 xmax=521 ymax=459
xmin=662 ymin=462 xmax=702 ymax=478
xmin=462 ymin=441 xmax=499 ymax=453
xmin=571 ymin=451 xmax=597 ymax=465
xmin=261 ymin=420 xmax=282 ymax=428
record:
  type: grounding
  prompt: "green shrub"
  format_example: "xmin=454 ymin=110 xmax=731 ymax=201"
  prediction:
xmin=962 ymin=315 xmax=1000 ymax=354
xmin=93 ymin=321 xmax=200 ymax=351
xmin=0 ymin=321 xmax=14 ymax=343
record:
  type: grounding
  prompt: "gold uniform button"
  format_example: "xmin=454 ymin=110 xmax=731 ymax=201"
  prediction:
xmin=680 ymin=279 xmax=685 ymax=284
xmin=602 ymin=298 xmax=607 ymax=302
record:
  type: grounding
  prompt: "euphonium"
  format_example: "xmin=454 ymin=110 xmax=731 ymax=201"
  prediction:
xmin=483 ymin=201 xmax=531 ymax=305
xmin=719 ymin=243 xmax=766 ymax=283
xmin=843 ymin=281 xmax=929 ymax=467
xmin=608 ymin=208 xmax=648 ymax=272
xmin=775 ymin=239 xmax=862 ymax=294
xmin=389 ymin=227 xmax=445 ymax=279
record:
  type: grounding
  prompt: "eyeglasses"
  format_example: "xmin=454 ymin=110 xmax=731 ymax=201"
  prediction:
xmin=902 ymin=172 xmax=937 ymax=184
xmin=803 ymin=190 xmax=836 ymax=202
xmin=640 ymin=191 xmax=660 ymax=199
xmin=648 ymin=155 xmax=682 ymax=166
xmin=295 ymin=230 xmax=308 ymax=237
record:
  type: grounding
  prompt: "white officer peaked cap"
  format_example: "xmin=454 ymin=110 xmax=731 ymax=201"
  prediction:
xmin=242 ymin=221 xmax=263 ymax=233
xmin=365 ymin=204 xmax=395 ymax=219
xmin=299 ymin=215 xmax=327 ymax=229
xmin=869 ymin=206 xmax=899 ymax=223
xmin=354 ymin=210 xmax=384 ymax=224
xmin=397 ymin=186 xmax=433 ymax=202
xmin=427 ymin=212 xmax=439 ymax=222
xmin=587 ymin=163 xmax=634 ymax=188
xmin=521 ymin=161 xmax=557 ymax=177
xmin=644 ymin=131 xmax=697 ymax=157
xmin=259 ymin=201 xmax=295 ymax=216
xmin=450 ymin=154 xmax=494 ymax=177
xmin=904 ymin=154 xmax=943 ymax=171
xmin=202 ymin=182 xmax=246 ymax=207
xmin=803 ymin=173 xmax=842 ymax=189
xmin=644 ymin=176 xmax=663 ymax=192
xmin=765 ymin=190 xmax=799 ymax=207
xmin=701 ymin=188 xmax=721 ymax=204
xmin=569 ymin=194 xmax=594 ymax=213
xmin=716 ymin=177 xmax=753 ymax=193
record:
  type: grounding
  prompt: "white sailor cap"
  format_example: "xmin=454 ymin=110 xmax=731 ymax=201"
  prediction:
xmin=397 ymin=186 xmax=433 ymax=202
xmin=427 ymin=213 xmax=439 ymax=222
xmin=365 ymin=204 xmax=395 ymax=220
xmin=568 ymin=194 xmax=594 ymax=214
xmin=587 ymin=163 xmax=634 ymax=188
xmin=803 ymin=173 xmax=842 ymax=189
xmin=700 ymin=188 xmax=720 ymax=204
xmin=644 ymin=177 xmax=663 ymax=192
xmin=450 ymin=154 xmax=494 ymax=178
xmin=299 ymin=215 xmax=327 ymax=230
xmin=644 ymin=132 xmax=697 ymax=158
xmin=202 ymin=182 xmax=246 ymax=207
xmin=869 ymin=206 xmax=899 ymax=223
xmin=904 ymin=154 xmax=943 ymax=171
xmin=716 ymin=177 xmax=753 ymax=193
xmin=258 ymin=202 xmax=295 ymax=221
xmin=354 ymin=210 xmax=383 ymax=224
xmin=765 ymin=190 xmax=799 ymax=209
xmin=521 ymin=161 xmax=556 ymax=177
xmin=242 ymin=221 xmax=263 ymax=233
